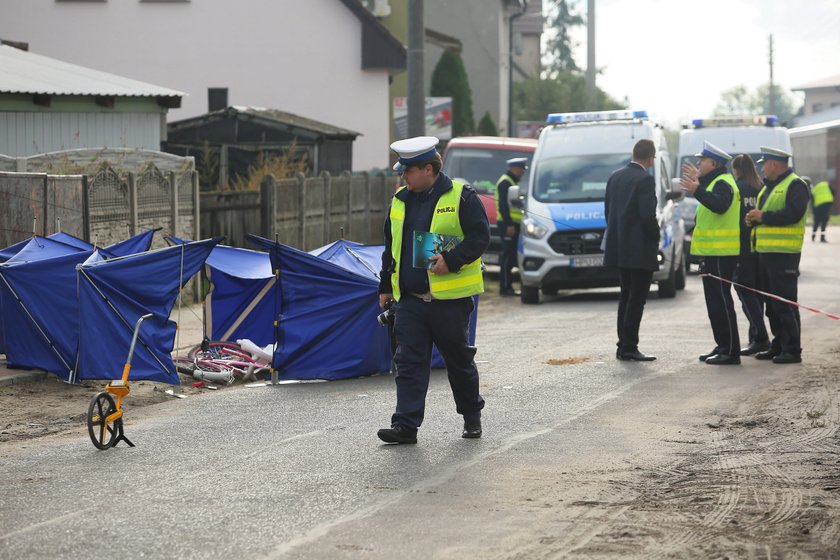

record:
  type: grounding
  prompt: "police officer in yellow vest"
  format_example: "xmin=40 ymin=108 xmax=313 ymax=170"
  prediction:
xmin=810 ymin=178 xmax=835 ymax=242
xmin=680 ymin=141 xmax=742 ymax=365
xmin=495 ymin=157 xmax=527 ymax=295
xmin=745 ymin=146 xmax=809 ymax=364
xmin=377 ymin=136 xmax=490 ymax=444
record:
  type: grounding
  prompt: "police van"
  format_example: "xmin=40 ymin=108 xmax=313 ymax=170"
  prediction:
xmin=677 ymin=115 xmax=792 ymax=269
xmin=511 ymin=110 xmax=685 ymax=304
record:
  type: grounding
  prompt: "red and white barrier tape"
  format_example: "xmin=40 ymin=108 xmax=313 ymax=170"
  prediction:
xmin=700 ymin=273 xmax=840 ymax=321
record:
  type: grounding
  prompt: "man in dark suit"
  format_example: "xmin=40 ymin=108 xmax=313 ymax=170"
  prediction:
xmin=604 ymin=139 xmax=660 ymax=361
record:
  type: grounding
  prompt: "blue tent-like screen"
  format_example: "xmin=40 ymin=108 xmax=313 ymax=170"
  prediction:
xmin=75 ymin=237 xmax=222 ymax=384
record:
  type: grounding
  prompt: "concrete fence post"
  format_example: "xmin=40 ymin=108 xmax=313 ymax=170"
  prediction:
xmin=169 ymin=171 xmax=179 ymax=240
xmin=128 ymin=172 xmax=138 ymax=237
xmin=192 ymin=170 xmax=200 ymax=242
xmin=322 ymin=170 xmax=332 ymax=245
xmin=296 ymin=172 xmax=306 ymax=249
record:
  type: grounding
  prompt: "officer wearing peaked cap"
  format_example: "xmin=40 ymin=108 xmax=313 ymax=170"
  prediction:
xmin=377 ymin=136 xmax=490 ymax=444
xmin=745 ymin=146 xmax=809 ymax=364
xmin=495 ymin=157 xmax=528 ymax=295
xmin=680 ymin=141 xmax=742 ymax=365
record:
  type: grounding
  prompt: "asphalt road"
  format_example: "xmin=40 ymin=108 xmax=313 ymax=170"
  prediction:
xmin=1 ymin=231 xmax=838 ymax=559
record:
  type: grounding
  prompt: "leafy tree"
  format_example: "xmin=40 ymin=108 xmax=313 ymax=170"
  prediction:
xmin=513 ymin=72 xmax=623 ymax=122
xmin=430 ymin=50 xmax=475 ymax=136
xmin=713 ymin=84 xmax=801 ymax=126
xmin=542 ymin=0 xmax=584 ymax=78
xmin=477 ymin=111 xmax=499 ymax=136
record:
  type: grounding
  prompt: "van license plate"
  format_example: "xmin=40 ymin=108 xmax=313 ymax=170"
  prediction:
xmin=570 ymin=255 xmax=603 ymax=268
xmin=483 ymin=253 xmax=499 ymax=265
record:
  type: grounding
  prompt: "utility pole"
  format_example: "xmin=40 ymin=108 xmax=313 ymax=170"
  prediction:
xmin=508 ymin=2 xmax=527 ymax=137
xmin=407 ymin=0 xmax=425 ymax=137
xmin=585 ymin=0 xmax=595 ymax=106
xmin=768 ymin=33 xmax=776 ymax=116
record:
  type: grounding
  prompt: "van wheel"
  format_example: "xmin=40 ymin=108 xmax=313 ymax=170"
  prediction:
xmin=521 ymin=286 xmax=540 ymax=304
xmin=658 ymin=261 xmax=677 ymax=299
xmin=675 ymin=253 xmax=686 ymax=290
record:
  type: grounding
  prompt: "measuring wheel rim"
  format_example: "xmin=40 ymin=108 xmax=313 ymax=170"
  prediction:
xmin=87 ymin=392 xmax=118 ymax=450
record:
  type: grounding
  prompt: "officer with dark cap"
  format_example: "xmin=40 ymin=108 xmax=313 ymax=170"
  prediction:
xmin=377 ymin=136 xmax=490 ymax=444
xmin=745 ymin=146 xmax=809 ymax=364
xmin=495 ymin=157 xmax=528 ymax=295
xmin=680 ymin=141 xmax=742 ymax=365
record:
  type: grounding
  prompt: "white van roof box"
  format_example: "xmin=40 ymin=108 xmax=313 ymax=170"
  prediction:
xmin=689 ymin=115 xmax=778 ymax=128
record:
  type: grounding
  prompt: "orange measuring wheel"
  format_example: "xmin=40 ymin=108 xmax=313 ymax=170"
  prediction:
xmin=86 ymin=313 xmax=152 ymax=450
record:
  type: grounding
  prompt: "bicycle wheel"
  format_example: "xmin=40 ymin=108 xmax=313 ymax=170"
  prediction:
xmin=188 ymin=341 xmax=243 ymax=361
xmin=87 ymin=392 xmax=118 ymax=450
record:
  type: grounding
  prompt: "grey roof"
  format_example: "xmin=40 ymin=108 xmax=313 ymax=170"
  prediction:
xmin=792 ymin=74 xmax=840 ymax=91
xmin=169 ymin=106 xmax=361 ymax=139
xmin=0 ymin=44 xmax=185 ymax=99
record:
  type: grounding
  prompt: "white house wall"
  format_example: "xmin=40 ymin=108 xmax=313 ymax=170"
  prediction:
xmin=0 ymin=112 xmax=160 ymax=157
xmin=0 ymin=0 xmax=391 ymax=171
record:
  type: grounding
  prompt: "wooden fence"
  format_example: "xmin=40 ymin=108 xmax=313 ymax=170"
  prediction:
xmin=200 ymin=171 xmax=396 ymax=250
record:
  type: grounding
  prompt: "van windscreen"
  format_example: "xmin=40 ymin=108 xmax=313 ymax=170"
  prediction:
xmin=533 ymin=154 xmax=628 ymax=203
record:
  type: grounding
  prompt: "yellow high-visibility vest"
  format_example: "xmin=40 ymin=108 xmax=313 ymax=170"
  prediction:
xmin=389 ymin=181 xmax=484 ymax=301
xmin=813 ymin=181 xmax=834 ymax=207
xmin=755 ymin=173 xmax=806 ymax=253
xmin=495 ymin=173 xmax=522 ymax=224
xmin=691 ymin=173 xmax=741 ymax=256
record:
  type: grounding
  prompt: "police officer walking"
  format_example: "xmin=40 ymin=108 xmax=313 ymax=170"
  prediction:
xmin=377 ymin=136 xmax=490 ymax=444
xmin=681 ymin=141 xmax=742 ymax=365
xmin=495 ymin=157 xmax=528 ymax=295
xmin=810 ymin=178 xmax=835 ymax=242
xmin=745 ymin=146 xmax=809 ymax=364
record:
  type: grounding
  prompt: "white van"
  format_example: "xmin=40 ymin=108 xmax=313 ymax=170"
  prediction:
xmin=676 ymin=115 xmax=792 ymax=269
xmin=513 ymin=110 xmax=685 ymax=304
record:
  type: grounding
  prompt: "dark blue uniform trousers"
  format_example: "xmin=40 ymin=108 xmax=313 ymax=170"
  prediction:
xmin=701 ymin=256 xmax=741 ymax=356
xmin=498 ymin=224 xmax=519 ymax=292
xmin=734 ymin=253 xmax=769 ymax=345
xmin=759 ymin=252 xmax=802 ymax=355
xmin=391 ymin=295 xmax=484 ymax=432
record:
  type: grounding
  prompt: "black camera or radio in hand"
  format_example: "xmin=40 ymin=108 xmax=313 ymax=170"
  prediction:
xmin=377 ymin=299 xmax=396 ymax=327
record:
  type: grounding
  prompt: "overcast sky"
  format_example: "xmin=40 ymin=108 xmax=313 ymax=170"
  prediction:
xmin=566 ymin=0 xmax=840 ymax=127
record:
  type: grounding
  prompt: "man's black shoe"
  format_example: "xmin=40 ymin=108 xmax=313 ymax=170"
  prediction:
xmin=772 ymin=352 xmax=802 ymax=364
xmin=699 ymin=350 xmax=718 ymax=362
xmin=755 ymin=350 xmax=779 ymax=360
xmin=462 ymin=420 xmax=482 ymax=439
xmin=499 ymin=288 xmax=519 ymax=296
xmin=740 ymin=341 xmax=770 ymax=356
xmin=705 ymin=353 xmax=741 ymax=365
xmin=619 ymin=350 xmax=656 ymax=361
xmin=377 ymin=426 xmax=417 ymax=444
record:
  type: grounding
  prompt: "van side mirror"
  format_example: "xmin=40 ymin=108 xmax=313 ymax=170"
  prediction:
xmin=508 ymin=185 xmax=523 ymax=208
xmin=667 ymin=178 xmax=684 ymax=201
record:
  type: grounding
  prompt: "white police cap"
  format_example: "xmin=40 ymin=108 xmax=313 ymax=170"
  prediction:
xmin=757 ymin=146 xmax=792 ymax=163
xmin=390 ymin=136 xmax=439 ymax=173
xmin=506 ymin=157 xmax=529 ymax=169
xmin=694 ymin=141 xmax=732 ymax=164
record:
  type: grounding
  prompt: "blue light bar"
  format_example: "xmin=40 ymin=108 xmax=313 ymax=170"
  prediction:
xmin=690 ymin=115 xmax=779 ymax=128
xmin=545 ymin=109 xmax=649 ymax=125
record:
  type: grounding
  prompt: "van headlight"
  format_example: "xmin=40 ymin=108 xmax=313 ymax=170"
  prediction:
xmin=521 ymin=216 xmax=549 ymax=239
